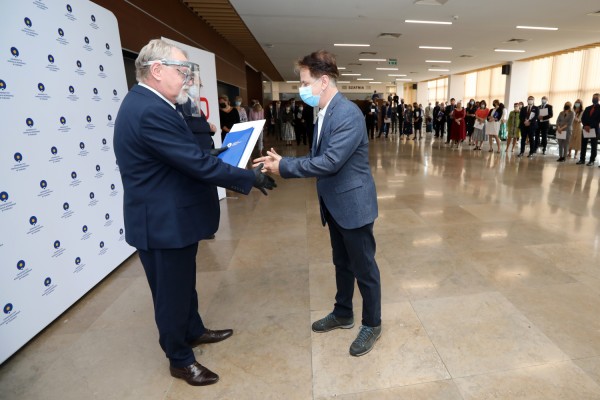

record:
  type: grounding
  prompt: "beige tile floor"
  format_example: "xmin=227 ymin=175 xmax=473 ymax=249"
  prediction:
xmin=2 ymin=135 xmax=600 ymax=399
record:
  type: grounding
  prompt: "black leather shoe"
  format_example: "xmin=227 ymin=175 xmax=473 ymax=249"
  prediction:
xmin=576 ymin=160 xmax=585 ymax=165
xmin=189 ymin=329 xmax=233 ymax=347
xmin=587 ymin=161 xmax=595 ymax=166
xmin=170 ymin=362 xmax=219 ymax=386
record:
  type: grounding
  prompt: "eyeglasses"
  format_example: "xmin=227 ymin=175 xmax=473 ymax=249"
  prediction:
xmin=142 ymin=59 xmax=200 ymax=84
xmin=174 ymin=68 xmax=194 ymax=84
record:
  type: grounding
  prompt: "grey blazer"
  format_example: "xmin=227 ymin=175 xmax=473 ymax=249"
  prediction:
xmin=279 ymin=92 xmax=378 ymax=229
xmin=556 ymin=110 xmax=574 ymax=134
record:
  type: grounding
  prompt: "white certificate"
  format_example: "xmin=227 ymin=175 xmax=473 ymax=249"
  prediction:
xmin=556 ymin=130 xmax=567 ymax=140
xmin=583 ymin=128 xmax=597 ymax=139
xmin=529 ymin=112 xmax=536 ymax=120
xmin=539 ymin=108 xmax=549 ymax=117
xmin=474 ymin=121 xmax=485 ymax=130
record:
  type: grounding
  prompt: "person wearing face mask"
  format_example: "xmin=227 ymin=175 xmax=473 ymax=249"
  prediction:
xmin=577 ymin=93 xmax=600 ymax=166
xmin=249 ymin=101 xmax=265 ymax=155
xmin=253 ymin=50 xmax=382 ymax=357
xmin=403 ymin=104 xmax=414 ymax=138
xmin=233 ymin=96 xmax=248 ymax=123
xmin=280 ymin=101 xmax=295 ymax=145
xmin=472 ymin=100 xmax=488 ymax=151
xmin=364 ymin=101 xmax=377 ymax=139
xmin=555 ymin=102 xmax=574 ymax=162
xmin=266 ymin=102 xmax=275 ymax=137
xmin=518 ymin=96 xmax=539 ymax=158
xmin=295 ymin=102 xmax=307 ymax=145
xmin=568 ymin=99 xmax=584 ymax=159
xmin=425 ymin=102 xmax=433 ymax=134
xmin=113 ymin=39 xmax=276 ymax=387
xmin=444 ymin=98 xmax=456 ymax=144
xmin=486 ymin=100 xmax=502 ymax=153
xmin=465 ymin=99 xmax=477 ymax=145
xmin=536 ymin=96 xmax=553 ymax=155
xmin=506 ymin=103 xmax=521 ymax=153
xmin=218 ymin=95 xmax=240 ymax=143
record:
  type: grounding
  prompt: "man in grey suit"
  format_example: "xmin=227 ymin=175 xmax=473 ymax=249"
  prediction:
xmin=254 ymin=50 xmax=382 ymax=356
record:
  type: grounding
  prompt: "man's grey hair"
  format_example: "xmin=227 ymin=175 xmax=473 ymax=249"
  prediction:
xmin=135 ymin=39 xmax=187 ymax=82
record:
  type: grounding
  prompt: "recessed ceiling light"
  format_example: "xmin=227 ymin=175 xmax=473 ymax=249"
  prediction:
xmin=388 ymin=74 xmax=407 ymax=77
xmin=495 ymin=49 xmax=526 ymax=53
xmin=286 ymin=80 xmax=300 ymax=83
xmin=338 ymin=67 xmax=346 ymax=70
xmin=516 ymin=25 xmax=558 ymax=31
xmin=426 ymin=60 xmax=451 ymax=63
xmin=359 ymin=58 xmax=387 ymax=62
xmin=419 ymin=46 xmax=452 ymax=50
xmin=428 ymin=68 xmax=449 ymax=72
xmin=357 ymin=78 xmax=374 ymax=81
xmin=341 ymin=73 xmax=361 ymax=76
xmin=405 ymin=19 xmax=452 ymax=25
xmin=376 ymin=67 xmax=399 ymax=70
xmin=396 ymin=78 xmax=412 ymax=81
xmin=334 ymin=43 xmax=370 ymax=47
xmin=338 ymin=81 xmax=351 ymax=83
xmin=370 ymin=82 xmax=382 ymax=84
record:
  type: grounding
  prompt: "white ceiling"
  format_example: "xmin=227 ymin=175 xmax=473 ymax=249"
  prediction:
xmin=229 ymin=0 xmax=600 ymax=84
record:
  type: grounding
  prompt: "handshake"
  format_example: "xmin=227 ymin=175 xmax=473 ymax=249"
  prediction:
xmin=252 ymin=148 xmax=282 ymax=196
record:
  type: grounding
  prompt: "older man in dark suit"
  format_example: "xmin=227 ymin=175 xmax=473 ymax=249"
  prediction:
xmin=254 ymin=50 xmax=381 ymax=357
xmin=518 ymin=95 xmax=539 ymax=158
xmin=114 ymin=39 xmax=275 ymax=387
xmin=578 ymin=93 xmax=600 ymax=166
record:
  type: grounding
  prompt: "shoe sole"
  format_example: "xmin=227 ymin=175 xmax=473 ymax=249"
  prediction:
xmin=349 ymin=331 xmax=382 ymax=357
xmin=170 ymin=371 xmax=220 ymax=386
xmin=312 ymin=322 xmax=354 ymax=333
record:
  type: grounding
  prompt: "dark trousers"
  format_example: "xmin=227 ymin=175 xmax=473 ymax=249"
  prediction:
xmin=520 ymin=126 xmax=536 ymax=155
xmin=580 ymin=136 xmax=598 ymax=162
xmin=446 ymin=119 xmax=453 ymax=143
xmin=324 ymin=207 xmax=381 ymax=327
xmin=366 ymin=123 xmax=375 ymax=139
xmin=434 ymin=120 xmax=444 ymax=137
xmin=138 ymin=243 xmax=205 ymax=368
xmin=536 ymin=122 xmax=549 ymax=152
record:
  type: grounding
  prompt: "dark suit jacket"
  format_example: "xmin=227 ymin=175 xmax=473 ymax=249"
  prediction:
xmin=582 ymin=104 xmax=600 ymax=136
xmin=519 ymin=105 xmax=539 ymax=132
xmin=114 ymin=84 xmax=254 ymax=250
xmin=538 ymin=104 xmax=553 ymax=124
xmin=279 ymin=92 xmax=378 ymax=229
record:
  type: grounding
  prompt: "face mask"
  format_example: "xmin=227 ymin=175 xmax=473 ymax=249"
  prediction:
xmin=285 ymin=107 xmax=290 ymax=112
xmin=235 ymin=101 xmax=241 ymax=106
xmin=470 ymin=101 xmax=474 ymax=105
xmin=514 ymin=107 xmax=519 ymax=111
xmin=298 ymin=107 xmax=303 ymax=111
xmin=219 ymin=102 xmax=227 ymax=108
xmin=480 ymin=105 xmax=486 ymax=109
xmin=574 ymin=103 xmax=580 ymax=108
xmin=542 ymin=99 xmax=547 ymax=105
xmin=299 ymin=79 xmax=322 ymax=107
xmin=188 ymin=85 xmax=199 ymax=99
xmin=527 ymin=100 xmax=534 ymax=106
xmin=593 ymin=98 xmax=599 ymax=105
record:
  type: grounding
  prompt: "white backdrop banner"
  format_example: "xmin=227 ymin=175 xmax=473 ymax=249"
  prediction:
xmin=0 ymin=0 xmax=134 ymax=363
xmin=162 ymin=37 xmax=226 ymax=200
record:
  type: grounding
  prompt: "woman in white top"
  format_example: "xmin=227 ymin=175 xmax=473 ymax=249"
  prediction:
xmin=486 ymin=100 xmax=503 ymax=153
xmin=234 ymin=96 xmax=248 ymax=122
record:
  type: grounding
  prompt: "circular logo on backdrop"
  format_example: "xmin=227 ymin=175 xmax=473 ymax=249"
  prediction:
xmin=44 ymin=277 xmax=51 ymax=287
xmin=58 ymin=28 xmax=64 ymax=37
xmin=4 ymin=303 xmax=13 ymax=314
xmin=119 ymin=228 xmax=124 ymax=235
xmin=99 ymin=65 xmax=104 ymax=72
xmin=95 ymin=165 xmax=100 ymax=172
xmin=48 ymin=54 xmax=54 ymax=64
xmin=17 ymin=260 xmax=25 ymax=271
xmin=102 ymin=138 xmax=107 ymax=145
xmin=107 ymin=114 xmax=112 ymax=121
xmin=93 ymin=88 xmax=98 ymax=95
xmin=84 ymin=36 xmax=89 ymax=44
xmin=82 ymin=225 xmax=88 ymax=233
xmin=113 ymin=89 xmax=117 ymax=96
xmin=40 ymin=180 xmax=47 ymax=189
xmin=11 ymin=47 xmax=19 ymax=58
xmin=71 ymin=171 xmax=77 ymax=179
xmin=91 ymin=15 xmax=96 ymax=22
xmin=63 ymin=202 xmax=69 ymax=211
xmin=69 ymin=85 xmax=75 ymax=94
xmin=0 ymin=80 xmax=6 ymax=90
xmin=86 ymin=115 xmax=92 ymax=123
xmin=29 ymin=216 xmax=37 ymax=225
xmin=75 ymin=257 xmax=81 ymax=265
xmin=99 ymin=241 xmax=104 ymax=248
xmin=53 ymin=240 xmax=60 ymax=249
xmin=26 ymin=118 xmax=34 ymax=127
xmin=14 ymin=153 xmax=23 ymax=163
xmin=0 ymin=191 xmax=9 ymax=202
xmin=24 ymin=17 xmax=32 ymax=28
xmin=105 ymin=43 xmax=110 ymax=50
xmin=80 ymin=142 xmax=85 ymax=149
xmin=76 ymin=60 xmax=82 ymax=68
xmin=89 ymin=192 xmax=94 ymax=199
xmin=105 ymin=213 xmax=110 ymax=220
xmin=110 ymin=184 xmax=115 ymax=190
xmin=66 ymin=4 xmax=72 ymax=13
xmin=60 ymin=116 xmax=67 ymax=125
xmin=37 ymin=83 xmax=45 ymax=92
xmin=50 ymin=146 xmax=58 ymax=155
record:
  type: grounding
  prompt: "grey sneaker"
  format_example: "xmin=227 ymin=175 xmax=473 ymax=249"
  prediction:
xmin=349 ymin=325 xmax=382 ymax=356
xmin=312 ymin=313 xmax=354 ymax=333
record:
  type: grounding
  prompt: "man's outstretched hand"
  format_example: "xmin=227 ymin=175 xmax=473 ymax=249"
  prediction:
xmin=253 ymin=148 xmax=282 ymax=176
xmin=252 ymin=163 xmax=277 ymax=195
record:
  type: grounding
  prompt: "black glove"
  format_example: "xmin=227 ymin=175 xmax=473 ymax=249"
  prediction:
xmin=209 ymin=147 xmax=228 ymax=156
xmin=252 ymin=163 xmax=277 ymax=195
